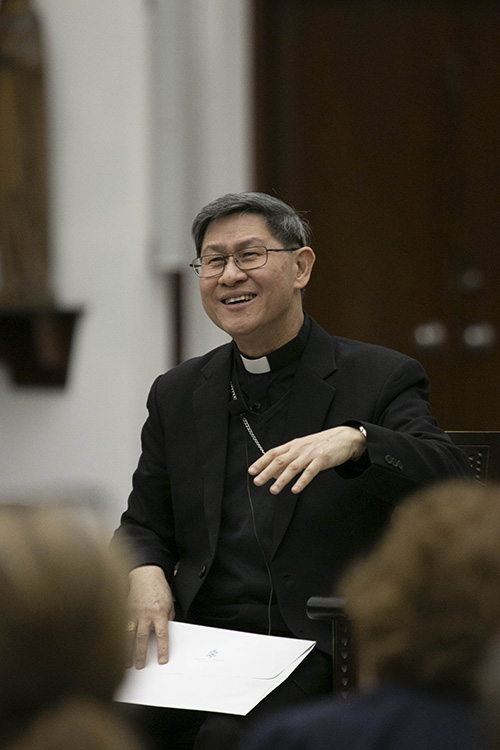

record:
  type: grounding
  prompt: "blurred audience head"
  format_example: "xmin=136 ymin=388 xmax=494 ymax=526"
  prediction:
xmin=339 ymin=480 xmax=500 ymax=693
xmin=0 ymin=503 xmax=141 ymax=750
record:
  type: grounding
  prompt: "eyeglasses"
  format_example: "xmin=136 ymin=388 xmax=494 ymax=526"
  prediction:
xmin=189 ymin=246 xmax=301 ymax=278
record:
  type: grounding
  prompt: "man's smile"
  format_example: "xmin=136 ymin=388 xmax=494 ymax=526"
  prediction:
xmin=221 ymin=294 xmax=257 ymax=305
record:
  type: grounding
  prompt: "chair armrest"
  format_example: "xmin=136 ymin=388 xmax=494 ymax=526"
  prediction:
xmin=307 ymin=596 xmax=357 ymax=696
xmin=306 ymin=596 xmax=347 ymax=620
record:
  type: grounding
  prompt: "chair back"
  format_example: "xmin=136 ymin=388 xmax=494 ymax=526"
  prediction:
xmin=446 ymin=431 xmax=500 ymax=484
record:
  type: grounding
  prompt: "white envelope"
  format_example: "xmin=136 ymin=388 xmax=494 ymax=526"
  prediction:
xmin=115 ymin=621 xmax=316 ymax=715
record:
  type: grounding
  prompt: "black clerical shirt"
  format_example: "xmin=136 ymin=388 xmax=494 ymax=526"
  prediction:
xmin=188 ymin=317 xmax=311 ymax=636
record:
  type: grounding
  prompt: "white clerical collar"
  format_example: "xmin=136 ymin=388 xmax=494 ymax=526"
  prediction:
xmin=236 ymin=315 xmax=312 ymax=375
xmin=239 ymin=354 xmax=271 ymax=374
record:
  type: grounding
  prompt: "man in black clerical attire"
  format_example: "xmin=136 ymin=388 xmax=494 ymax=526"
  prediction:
xmin=114 ymin=192 xmax=471 ymax=749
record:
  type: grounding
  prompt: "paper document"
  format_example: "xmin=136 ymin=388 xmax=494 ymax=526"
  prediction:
xmin=115 ymin=621 xmax=316 ymax=715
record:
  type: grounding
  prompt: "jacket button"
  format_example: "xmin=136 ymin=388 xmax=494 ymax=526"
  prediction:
xmin=199 ymin=565 xmax=207 ymax=578
xmin=385 ymin=454 xmax=403 ymax=470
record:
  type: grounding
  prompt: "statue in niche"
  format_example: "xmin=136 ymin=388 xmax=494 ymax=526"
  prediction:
xmin=0 ymin=0 xmax=54 ymax=308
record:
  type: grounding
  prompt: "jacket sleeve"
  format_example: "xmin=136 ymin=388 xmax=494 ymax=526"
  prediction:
xmin=336 ymin=356 xmax=473 ymax=503
xmin=112 ymin=375 xmax=178 ymax=581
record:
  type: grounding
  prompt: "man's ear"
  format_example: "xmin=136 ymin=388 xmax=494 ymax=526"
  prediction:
xmin=294 ymin=246 xmax=316 ymax=289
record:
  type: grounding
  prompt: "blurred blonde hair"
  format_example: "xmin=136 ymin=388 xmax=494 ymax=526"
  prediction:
xmin=338 ymin=480 xmax=500 ymax=691
xmin=0 ymin=504 xmax=141 ymax=750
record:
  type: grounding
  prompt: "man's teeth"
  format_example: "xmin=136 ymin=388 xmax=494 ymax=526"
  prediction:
xmin=223 ymin=295 xmax=255 ymax=305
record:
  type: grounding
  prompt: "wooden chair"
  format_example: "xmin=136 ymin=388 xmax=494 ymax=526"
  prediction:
xmin=307 ymin=431 xmax=500 ymax=695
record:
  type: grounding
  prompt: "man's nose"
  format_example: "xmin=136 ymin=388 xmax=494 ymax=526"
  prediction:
xmin=218 ymin=256 xmax=248 ymax=283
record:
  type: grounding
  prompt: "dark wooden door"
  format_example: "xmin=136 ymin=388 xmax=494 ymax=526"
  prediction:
xmin=253 ymin=1 xmax=500 ymax=429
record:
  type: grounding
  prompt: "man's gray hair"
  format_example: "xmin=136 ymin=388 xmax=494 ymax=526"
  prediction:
xmin=191 ymin=192 xmax=311 ymax=256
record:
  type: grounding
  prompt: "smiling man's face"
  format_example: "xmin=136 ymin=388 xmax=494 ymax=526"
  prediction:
xmin=198 ymin=213 xmax=314 ymax=357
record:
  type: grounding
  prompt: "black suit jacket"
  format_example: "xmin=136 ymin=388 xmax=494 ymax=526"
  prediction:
xmin=116 ymin=319 xmax=471 ymax=652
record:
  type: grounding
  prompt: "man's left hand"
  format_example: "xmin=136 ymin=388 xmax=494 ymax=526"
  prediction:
xmin=248 ymin=425 xmax=366 ymax=495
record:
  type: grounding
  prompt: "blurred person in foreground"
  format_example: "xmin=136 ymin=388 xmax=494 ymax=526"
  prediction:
xmin=240 ymin=480 xmax=500 ymax=750
xmin=0 ymin=504 xmax=143 ymax=750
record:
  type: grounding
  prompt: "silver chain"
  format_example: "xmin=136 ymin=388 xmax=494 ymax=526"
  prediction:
xmin=230 ymin=381 xmax=265 ymax=455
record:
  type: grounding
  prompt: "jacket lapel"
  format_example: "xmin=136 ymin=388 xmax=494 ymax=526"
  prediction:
xmin=272 ymin=321 xmax=338 ymax=555
xmin=191 ymin=322 xmax=339 ymax=560
xmin=193 ymin=344 xmax=233 ymax=556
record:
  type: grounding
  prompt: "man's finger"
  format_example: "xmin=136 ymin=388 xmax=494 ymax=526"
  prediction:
xmin=248 ymin=445 xmax=288 ymax=476
xmin=134 ymin=625 xmax=152 ymax=669
xmin=290 ymin=461 xmax=323 ymax=494
xmin=125 ymin=622 xmax=138 ymax=668
xmin=155 ymin=619 xmax=170 ymax=664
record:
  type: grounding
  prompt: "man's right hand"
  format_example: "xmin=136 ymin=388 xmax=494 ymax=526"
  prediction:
xmin=126 ymin=564 xmax=175 ymax=669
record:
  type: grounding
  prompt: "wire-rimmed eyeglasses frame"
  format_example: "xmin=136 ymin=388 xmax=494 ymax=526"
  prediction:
xmin=189 ymin=246 xmax=301 ymax=278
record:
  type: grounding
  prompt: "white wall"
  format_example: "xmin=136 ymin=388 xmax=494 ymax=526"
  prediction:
xmin=149 ymin=0 xmax=252 ymax=357
xmin=0 ymin=0 xmax=252 ymax=523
